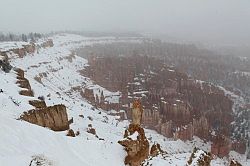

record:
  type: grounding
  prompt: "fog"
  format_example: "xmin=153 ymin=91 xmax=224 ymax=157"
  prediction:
xmin=0 ymin=0 xmax=250 ymax=46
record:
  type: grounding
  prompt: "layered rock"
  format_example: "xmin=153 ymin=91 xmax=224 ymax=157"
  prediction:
xmin=28 ymin=100 xmax=47 ymax=109
xmin=131 ymin=99 xmax=143 ymax=125
xmin=77 ymin=50 xmax=246 ymax=157
xmin=15 ymin=68 xmax=34 ymax=97
xmin=80 ymin=88 xmax=121 ymax=111
xmin=79 ymin=54 xmax=234 ymax=141
xmin=81 ymin=88 xmax=95 ymax=104
xmin=211 ymin=135 xmax=231 ymax=158
xmin=118 ymin=124 xmax=149 ymax=166
xmin=1 ymin=39 xmax=53 ymax=58
xmin=20 ymin=104 xmax=69 ymax=131
xmin=231 ymin=140 xmax=247 ymax=154
xmin=118 ymin=100 xmax=150 ymax=166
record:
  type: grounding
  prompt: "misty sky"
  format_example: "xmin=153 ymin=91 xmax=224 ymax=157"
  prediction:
xmin=0 ymin=0 xmax=250 ymax=45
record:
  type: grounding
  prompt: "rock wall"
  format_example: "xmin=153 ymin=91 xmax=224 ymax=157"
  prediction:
xmin=80 ymin=88 xmax=121 ymax=111
xmin=231 ymin=140 xmax=247 ymax=154
xmin=211 ymin=135 xmax=231 ymax=158
xmin=20 ymin=104 xmax=69 ymax=131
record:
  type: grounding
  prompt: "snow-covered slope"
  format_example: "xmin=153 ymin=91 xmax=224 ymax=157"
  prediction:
xmin=0 ymin=34 xmax=249 ymax=166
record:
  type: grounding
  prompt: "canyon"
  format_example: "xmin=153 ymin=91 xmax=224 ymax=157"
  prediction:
xmin=0 ymin=33 xmax=248 ymax=166
xmin=77 ymin=44 xmax=248 ymax=158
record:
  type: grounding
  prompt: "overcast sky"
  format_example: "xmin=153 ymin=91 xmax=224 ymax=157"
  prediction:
xmin=0 ymin=0 xmax=249 ymax=45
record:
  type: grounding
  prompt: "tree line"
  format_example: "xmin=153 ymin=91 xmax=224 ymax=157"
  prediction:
xmin=0 ymin=32 xmax=43 ymax=42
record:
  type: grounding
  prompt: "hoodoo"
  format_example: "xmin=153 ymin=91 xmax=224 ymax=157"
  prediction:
xmin=118 ymin=100 xmax=149 ymax=166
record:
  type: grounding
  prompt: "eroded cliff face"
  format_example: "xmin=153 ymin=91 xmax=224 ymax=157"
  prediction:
xmin=211 ymin=135 xmax=231 ymax=158
xmin=79 ymin=55 xmax=234 ymax=141
xmin=1 ymin=39 xmax=53 ymax=58
xmin=14 ymin=65 xmax=70 ymax=132
xmin=20 ymin=104 xmax=69 ymax=131
xmin=77 ymin=45 xmax=247 ymax=158
xmin=80 ymin=88 xmax=121 ymax=111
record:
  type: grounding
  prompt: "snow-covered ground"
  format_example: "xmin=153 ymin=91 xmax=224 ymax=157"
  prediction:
xmin=0 ymin=33 xmax=249 ymax=166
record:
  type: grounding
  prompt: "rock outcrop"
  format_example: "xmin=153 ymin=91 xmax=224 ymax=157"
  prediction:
xmin=15 ymin=68 xmax=34 ymax=97
xmin=118 ymin=124 xmax=149 ymax=166
xmin=41 ymin=39 xmax=54 ymax=48
xmin=87 ymin=127 xmax=97 ymax=136
xmin=229 ymin=160 xmax=242 ymax=166
xmin=211 ymin=135 xmax=231 ymax=158
xmin=187 ymin=147 xmax=212 ymax=166
xmin=150 ymin=143 xmax=164 ymax=157
xmin=1 ymin=39 xmax=53 ymax=59
xmin=118 ymin=101 xmax=149 ymax=166
xmin=29 ymin=100 xmax=47 ymax=109
xmin=66 ymin=129 xmax=76 ymax=137
xmin=0 ymin=52 xmax=12 ymax=72
xmin=131 ymin=99 xmax=143 ymax=126
xmin=20 ymin=104 xmax=69 ymax=131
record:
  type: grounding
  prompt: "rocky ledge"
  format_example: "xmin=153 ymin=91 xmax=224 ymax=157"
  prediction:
xmin=20 ymin=104 xmax=69 ymax=131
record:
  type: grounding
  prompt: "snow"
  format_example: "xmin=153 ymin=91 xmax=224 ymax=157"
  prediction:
xmin=0 ymin=41 xmax=29 ymax=52
xmin=0 ymin=33 xmax=249 ymax=166
xmin=167 ymin=69 xmax=174 ymax=72
xmin=128 ymin=131 xmax=139 ymax=140
xmin=0 ymin=55 xmax=6 ymax=61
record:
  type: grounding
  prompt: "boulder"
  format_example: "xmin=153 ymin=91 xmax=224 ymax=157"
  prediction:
xmin=66 ymin=129 xmax=76 ymax=137
xmin=87 ymin=127 xmax=96 ymax=135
